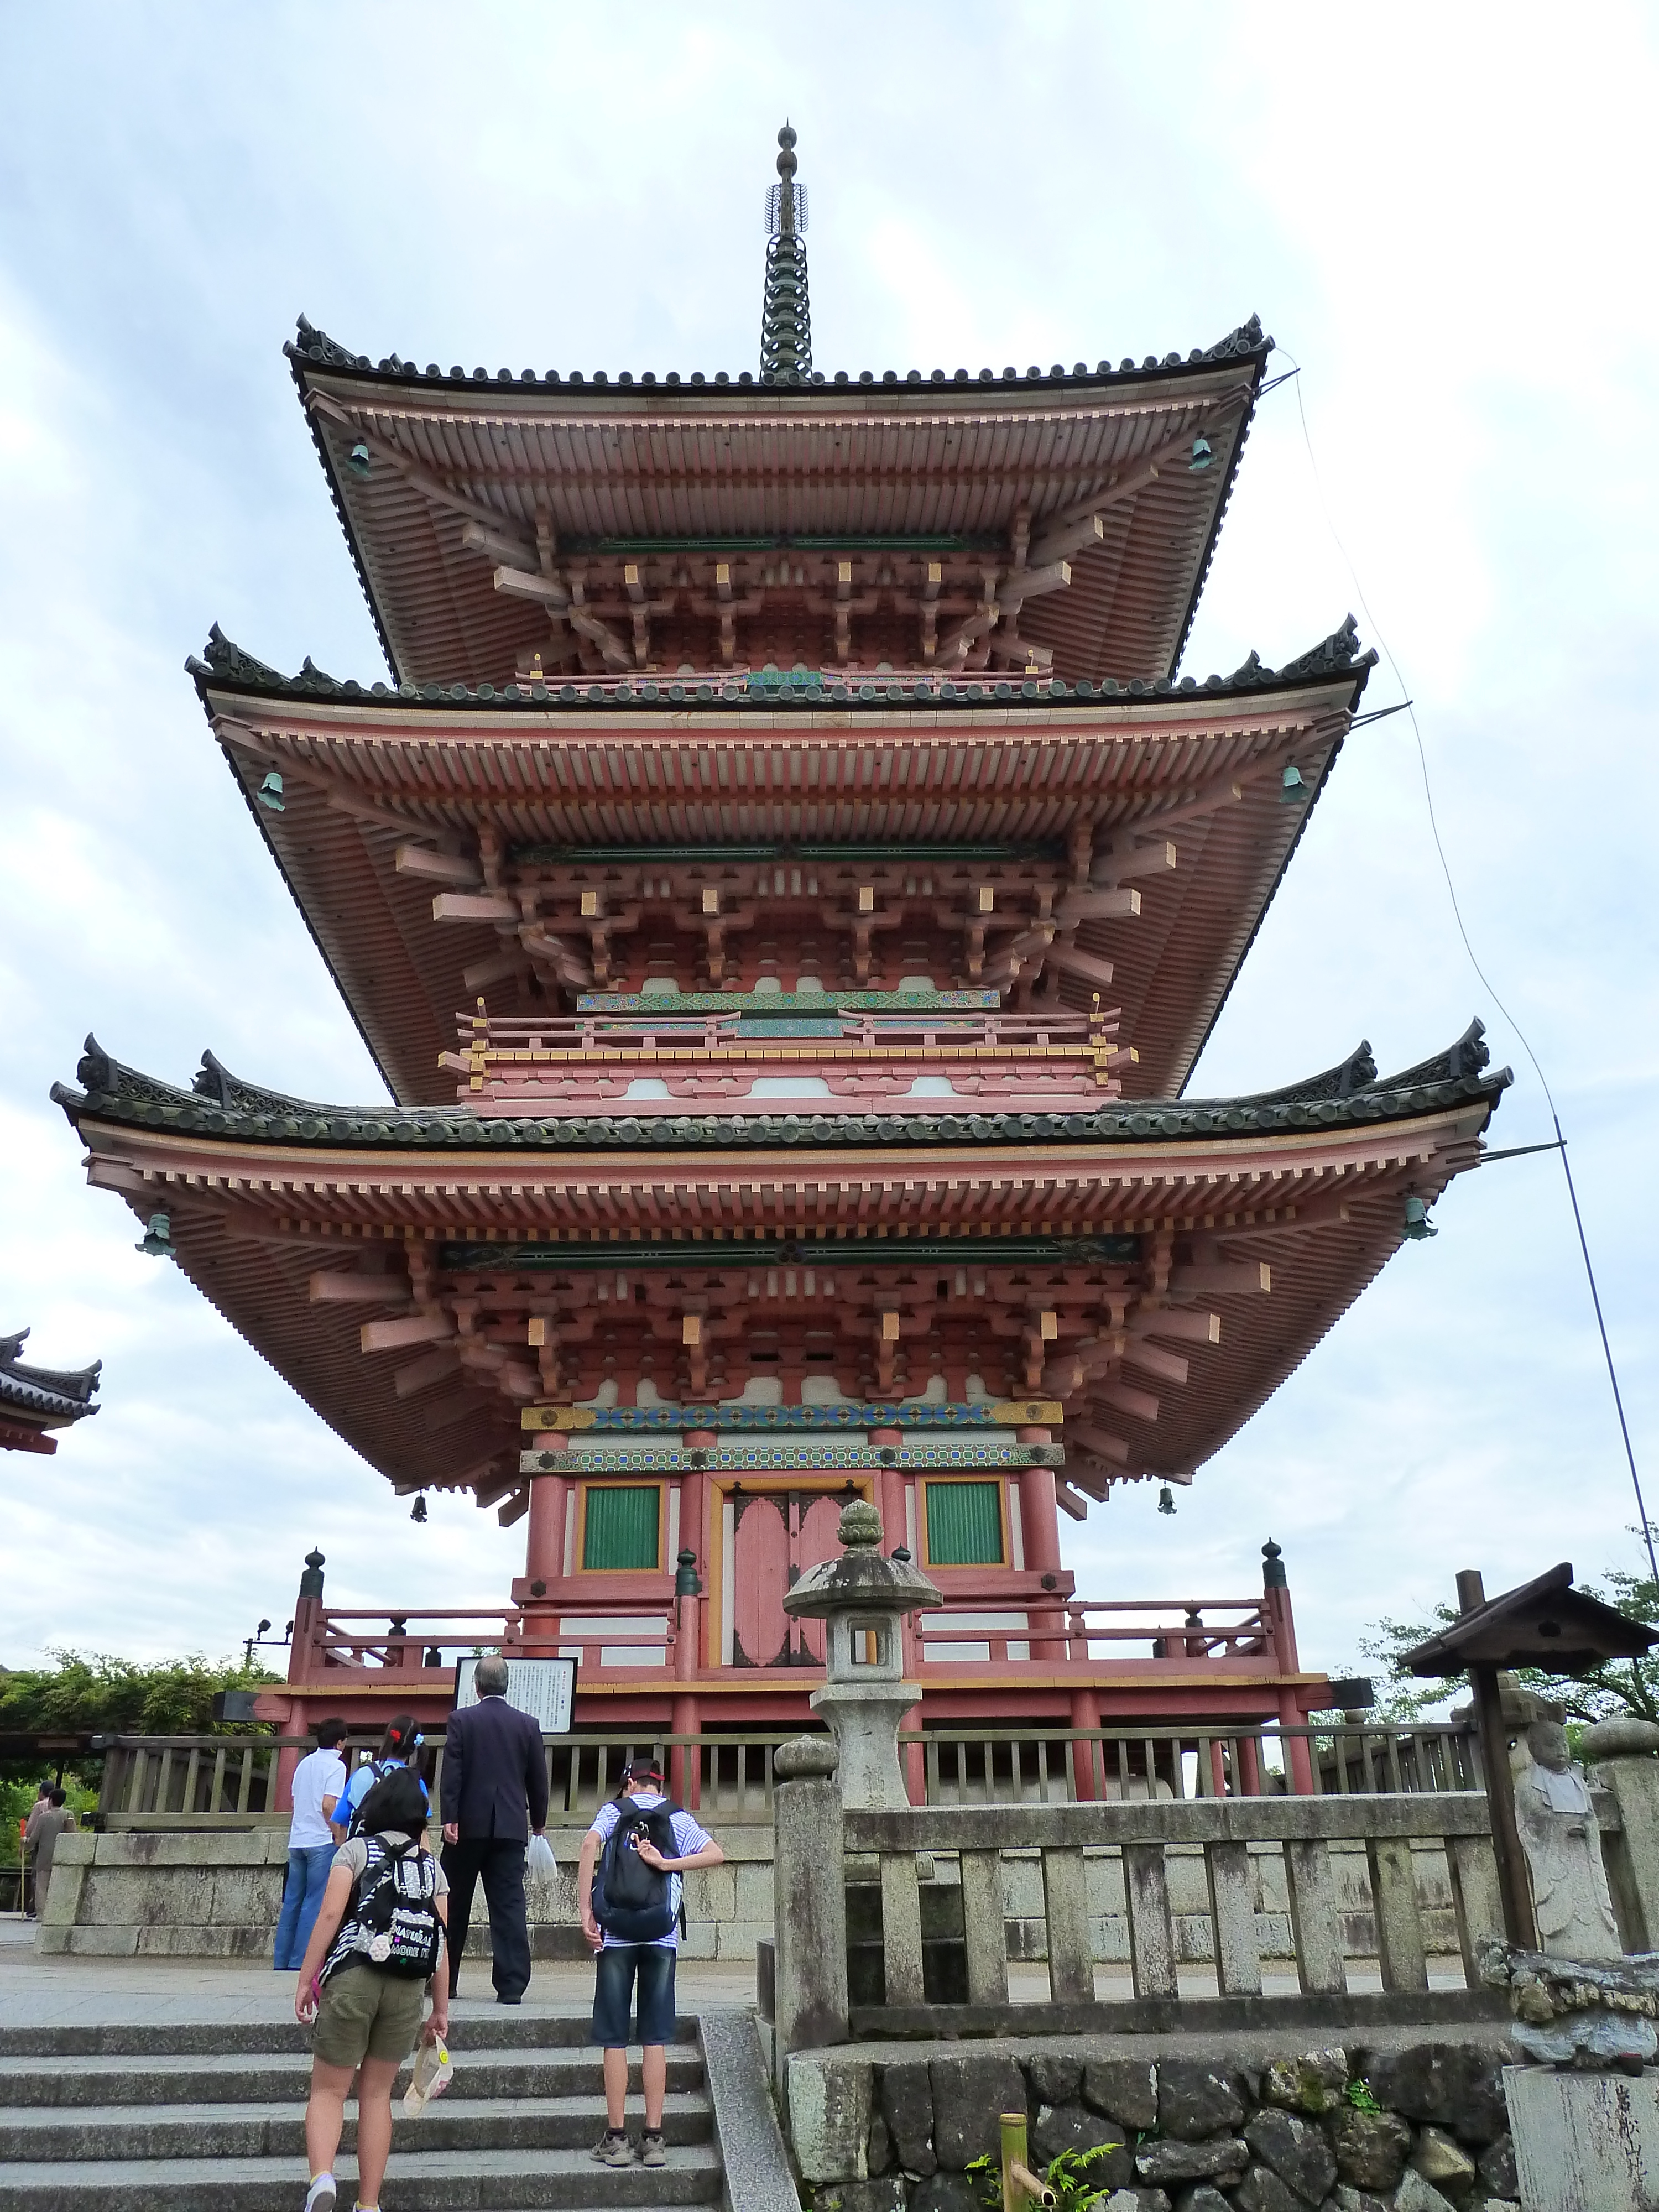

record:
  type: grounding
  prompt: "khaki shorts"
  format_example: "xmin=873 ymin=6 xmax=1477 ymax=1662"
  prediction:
xmin=313 ymin=1963 xmax=427 ymax=2069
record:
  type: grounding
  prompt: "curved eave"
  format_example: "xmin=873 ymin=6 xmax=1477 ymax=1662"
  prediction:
xmin=56 ymin=1076 xmax=1504 ymax=1497
xmin=288 ymin=346 xmax=1269 ymax=694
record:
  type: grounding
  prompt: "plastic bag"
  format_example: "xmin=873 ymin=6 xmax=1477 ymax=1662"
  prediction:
xmin=403 ymin=2034 xmax=452 ymax=2116
xmin=526 ymin=1831 xmax=559 ymax=1912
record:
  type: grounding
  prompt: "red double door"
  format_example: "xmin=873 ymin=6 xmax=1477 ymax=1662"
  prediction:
xmin=730 ymin=1486 xmax=855 ymax=1668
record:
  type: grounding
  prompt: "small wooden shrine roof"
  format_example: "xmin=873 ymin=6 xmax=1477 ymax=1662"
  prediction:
xmin=286 ymin=315 xmax=1272 ymax=692
xmin=190 ymin=622 xmax=1373 ymax=1107
xmin=1402 ymin=1563 xmax=1659 ymax=1676
xmin=53 ymin=1031 xmax=1506 ymax=1506
xmin=0 ymin=1327 xmax=101 ymax=1454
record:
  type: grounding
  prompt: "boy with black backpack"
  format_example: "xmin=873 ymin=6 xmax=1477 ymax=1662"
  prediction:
xmin=577 ymin=1757 xmax=724 ymax=2170
xmin=293 ymin=1768 xmax=448 ymax=2212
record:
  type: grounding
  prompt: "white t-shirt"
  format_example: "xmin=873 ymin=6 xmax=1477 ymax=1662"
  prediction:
xmin=587 ymin=1793 xmax=712 ymax=1951
xmin=288 ymin=1746 xmax=348 ymax=1850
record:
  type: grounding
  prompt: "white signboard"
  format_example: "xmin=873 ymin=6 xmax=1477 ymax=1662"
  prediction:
xmin=453 ymin=1656 xmax=578 ymax=1736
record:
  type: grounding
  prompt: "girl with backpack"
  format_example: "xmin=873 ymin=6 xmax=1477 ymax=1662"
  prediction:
xmin=332 ymin=1714 xmax=429 ymax=1839
xmin=293 ymin=1767 xmax=448 ymax=2212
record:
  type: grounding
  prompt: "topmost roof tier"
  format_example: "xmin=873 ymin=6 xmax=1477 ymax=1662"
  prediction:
xmin=287 ymin=313 xmax=1271 ymax=696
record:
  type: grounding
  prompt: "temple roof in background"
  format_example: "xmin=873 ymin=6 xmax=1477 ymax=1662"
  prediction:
xmin=0 ymin=1327 xmax=101 ymax=1455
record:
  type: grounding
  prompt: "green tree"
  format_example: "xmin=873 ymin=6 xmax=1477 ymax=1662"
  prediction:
xmin=1340 ymin=1526 xmax=1659 ymax=1728
xmin=0 ymin=1648 xmax=281 ymax=1785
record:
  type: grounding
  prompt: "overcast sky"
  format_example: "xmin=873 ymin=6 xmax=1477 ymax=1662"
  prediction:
xmin=2 ymin=3 xmax=1656 ymax=1693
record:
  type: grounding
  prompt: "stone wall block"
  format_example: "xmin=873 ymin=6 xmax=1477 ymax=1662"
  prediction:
xmin=1135 ymin=2137 xmax=1249 ymax=2188
xmin=1233 ymin=2167 xmax=1304 ymax=2212
xmin=1001 ymin=1854 xmax=1046 ymax=1918
xmin=732 ymin=1861 xmax=774 ymax=1919
xmin=714 ymin=1917 xmax=772 ymax=1959
xmin=1356 ymin=2043 xmax=1506 ymax=2147
xmin=1259 ymin=2049 xmax=1347 ymax=2114
xmin=1477 ymin=2132 xmax=1517 ymax=2198
xmin=1243 ymin=2107 xmax=1337 ymax=2204
xmin=688 ymin=1863 xmax=737 ymax=1921
xmin=1030 ymin=2103 xmax=1131 ymax=2189
xmin=1004 ymin=1914 xmax=1047 ymax=1961
xmin=1331 ymin=2190 xmax=1392 ymax=2212
xmin=786 ymin=2051 xmax=873 ymax=2184
xmin=879 ymin=2058 xmax=936 ymax=2175
xmin=810 ymin=2182 xmax=905 ymax=2212
xmin=1082 ymin=2056 xmax=1157 ymax=2131
xmin=1090 ymin=1912 xmax=1130 ymax=1963
xmin=80 ymin=1867 xmax=215 ymax=1928
xmin=1326 ymin=2104 xmax=1411 ymax=2191
xmin=928 ymin=2052 xmax=1024 ymax=2169
xmin=66 ymin=1927 xmax=139 ymax=1955
xmin=1173 ymin=2190 xmax=1231 ymax=2212
xmin=1392 ymin=2169 xmax=1457 ymax=2212
xmin=1173 ymin=1912 xmax=1215 ymax=1964
xmin=907 ymin=2178 xmax=982 ymax=2212
xmin=679 ymin=1919 xmax=718 ymax=1960
xmin=209 ymin=1869 xmax=282 ymax=1927
xmin=1157 ymin=2058 xmax=1246 ymax=2138
xmin=1023 ymin=2052 xmax=1081 ymax=2106
xmin=1411 ymin=2124 xmax=1476 ymax=2194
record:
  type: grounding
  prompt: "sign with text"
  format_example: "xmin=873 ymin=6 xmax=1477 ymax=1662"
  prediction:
xmin=453 ymin=1656 xmax=578 ymax=1736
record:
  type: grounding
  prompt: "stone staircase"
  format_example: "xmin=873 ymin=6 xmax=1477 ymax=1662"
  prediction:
xmin=0 ymin=2012 xmax=726 ymax=2210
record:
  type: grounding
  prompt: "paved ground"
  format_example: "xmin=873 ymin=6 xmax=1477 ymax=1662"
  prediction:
xmin=0 ymin=1914 xmax=757 ymax=2028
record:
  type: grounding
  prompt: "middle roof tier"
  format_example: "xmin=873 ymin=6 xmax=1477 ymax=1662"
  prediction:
xmin=192 ymin=622 xmax=1373 ymax=1109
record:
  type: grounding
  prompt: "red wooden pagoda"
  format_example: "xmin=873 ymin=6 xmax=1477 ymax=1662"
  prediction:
xmin=54 ymin=129 xmax=1508 ymax=1767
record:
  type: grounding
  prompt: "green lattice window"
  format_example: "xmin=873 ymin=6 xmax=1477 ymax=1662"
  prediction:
xmin=925 ymin=1481 xmax=1004 ymax=1567
xmin=582 ymin=1484 xmax=660 ymax=1571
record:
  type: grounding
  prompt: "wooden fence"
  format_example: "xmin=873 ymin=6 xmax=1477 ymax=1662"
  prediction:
xmin=93 ymin=1720 xmax=1481 ymax=1829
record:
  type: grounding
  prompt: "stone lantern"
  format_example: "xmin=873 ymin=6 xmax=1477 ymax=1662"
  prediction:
xmin=781 ymin=1497 xmax=942 ymax=1809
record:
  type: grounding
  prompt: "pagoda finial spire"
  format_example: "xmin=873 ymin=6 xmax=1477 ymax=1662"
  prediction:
xmin=761 ymin=123 xmax=812 ymax=383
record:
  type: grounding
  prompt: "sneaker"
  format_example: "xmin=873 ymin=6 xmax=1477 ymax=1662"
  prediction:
xmin=591 ymin=2129 xmax=636 ymax=2167
xmin=304 ymin=2180 xmax=336 ymax=2212
xmin=642 ymin=2131 xmax=667 ymax=2168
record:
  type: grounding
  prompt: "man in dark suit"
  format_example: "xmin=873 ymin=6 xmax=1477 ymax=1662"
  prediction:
xmin=440 ymin=1655 xmax=550 ymax=2004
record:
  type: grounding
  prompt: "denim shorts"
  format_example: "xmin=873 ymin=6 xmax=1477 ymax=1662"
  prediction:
xmin=592 ymin=1942 xmax=676 ymax=2048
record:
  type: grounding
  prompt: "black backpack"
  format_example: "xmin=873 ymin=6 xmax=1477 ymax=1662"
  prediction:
xmin=591 ymin=1796 xmax=684 ymax=1943
xmin=337 ymin=1834 xmax=444 ymax=1981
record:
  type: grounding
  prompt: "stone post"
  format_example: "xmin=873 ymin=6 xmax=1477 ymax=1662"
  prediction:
xmin=770 ymin=1735 xmax=848 ymax=2100
xmin=1582 ymin=1715 xmax=1659 ymax=1949
xmin=782 ymin=1498 xmax=943 ymax=1811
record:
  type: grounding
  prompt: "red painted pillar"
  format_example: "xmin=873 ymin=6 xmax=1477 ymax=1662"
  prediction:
xmin=1263 ymin=1541 xmax=1315 ymax=1794
xmin=1069 ymin=1684 xmax=1099 ymax=1801
xmin=1019 ymin=1434 xmax=1067 ymax=1662
xmin=525 ymin=1447 xmax=568 ymax=1587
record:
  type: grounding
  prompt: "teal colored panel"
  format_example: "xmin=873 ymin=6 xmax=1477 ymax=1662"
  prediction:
xmin=582 ymin=1484 xmax=660 ymax=1571
xmin=925 ymin=1481 xmax=1003 ymax=1567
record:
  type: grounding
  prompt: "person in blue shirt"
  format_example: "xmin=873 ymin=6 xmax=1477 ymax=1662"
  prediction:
xmin=333 ymin=1715 xmax=429 ymax=1837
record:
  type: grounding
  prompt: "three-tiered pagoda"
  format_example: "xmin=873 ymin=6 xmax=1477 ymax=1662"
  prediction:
xmin=54 ymin=131 xmax=1507 ymax=1763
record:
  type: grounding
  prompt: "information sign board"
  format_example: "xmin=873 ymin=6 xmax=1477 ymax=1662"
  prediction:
xmin=453 ymin=1656 xmax=578 ymax=1736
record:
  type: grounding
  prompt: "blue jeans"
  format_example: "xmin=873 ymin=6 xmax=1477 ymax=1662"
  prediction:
xmin=273 ymin=1844 xmax=336 ymax=1970
xmin=592 ymin=1942 xmax=676 ymax=2048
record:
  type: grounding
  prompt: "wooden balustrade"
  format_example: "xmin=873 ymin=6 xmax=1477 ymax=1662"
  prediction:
xmin=96 ymin=1720 xmax=1479 ymax=1829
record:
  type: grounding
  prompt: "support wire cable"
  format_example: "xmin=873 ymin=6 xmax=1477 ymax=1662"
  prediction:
xmin=1275 ymin=351 xmax=1656 ymax=1586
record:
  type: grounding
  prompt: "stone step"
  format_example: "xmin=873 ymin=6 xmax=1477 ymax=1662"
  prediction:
xmin=0 ymin=2017 xmax=697 ymax=2061
xmin=0 ymin=2093 xmax=713 ymax=2162
xmin=0 ymin=2143 xmax=724 ymax=2210
xmin=0 ymin=2046 xmax=707 ymax=2108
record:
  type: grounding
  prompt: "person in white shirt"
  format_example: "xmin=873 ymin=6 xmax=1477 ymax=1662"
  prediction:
xmin=275 ymin=1719 xmax=349 ymax=1971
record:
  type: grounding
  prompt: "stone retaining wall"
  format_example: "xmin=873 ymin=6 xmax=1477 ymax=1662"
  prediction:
xmin=38 ymin=1824 xmax=775 ymax=1961
xmin=40 ymin=1826 xmax=1421 ymax=1965
xmin=789 ymin=2038 xmax=1520 ymax=2212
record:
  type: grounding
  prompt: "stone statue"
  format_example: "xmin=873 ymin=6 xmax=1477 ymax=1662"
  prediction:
xmin=1512 ymin=1714 xmax=1621 ymax=1962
